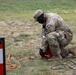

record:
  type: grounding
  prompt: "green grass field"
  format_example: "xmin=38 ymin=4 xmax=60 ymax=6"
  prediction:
xmin=0 ymin=0 xmax=76 ymax=75
xmin=0 ymin=0 xmax=76 ymax=20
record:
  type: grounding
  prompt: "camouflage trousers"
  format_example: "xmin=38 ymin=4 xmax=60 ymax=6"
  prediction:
xmin=41 ymin=29 xmax=73 ymax=56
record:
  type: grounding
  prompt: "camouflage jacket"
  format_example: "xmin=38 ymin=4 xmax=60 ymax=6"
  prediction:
xmin=45 ymin=13 xmax=69 ymax=35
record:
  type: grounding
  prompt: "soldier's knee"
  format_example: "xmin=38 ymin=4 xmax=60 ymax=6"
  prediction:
xmin=47 ymin=32 xmax=56 ymax=40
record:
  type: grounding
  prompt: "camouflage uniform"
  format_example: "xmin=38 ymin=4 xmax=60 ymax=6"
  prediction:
xmin=41 ymin=13 xmax=73 ymax=56
xmin=33 ymin=9 xmax=73 ymax=58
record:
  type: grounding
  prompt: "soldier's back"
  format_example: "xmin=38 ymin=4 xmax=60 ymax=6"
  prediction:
xmin=46 ymin=12 xmax=68 ymax=31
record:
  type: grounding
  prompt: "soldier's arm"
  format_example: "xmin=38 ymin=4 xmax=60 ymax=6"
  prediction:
xmin=45 ymin=20 xmax=55 ymax=34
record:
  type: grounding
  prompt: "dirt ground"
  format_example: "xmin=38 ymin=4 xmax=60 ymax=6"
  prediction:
xmin=1 ymin=19 xmax=76 ymax=75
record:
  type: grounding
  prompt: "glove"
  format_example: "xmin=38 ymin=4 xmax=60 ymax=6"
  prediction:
xmin=39 ymin=49 xmax=45 ymax=57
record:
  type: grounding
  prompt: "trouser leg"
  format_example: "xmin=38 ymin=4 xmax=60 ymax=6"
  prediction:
xmin=47 ymin=32 xmax=62 ymax=60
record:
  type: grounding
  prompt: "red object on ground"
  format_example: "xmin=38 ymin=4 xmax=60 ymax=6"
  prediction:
xmin=42 ymin=47 xmax=54 ymax=59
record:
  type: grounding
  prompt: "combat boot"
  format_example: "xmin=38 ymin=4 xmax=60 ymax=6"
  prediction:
xmin=61 ymin=48 xmax=69 ymax=58
xmin=48 ymin=55 xmax=62 ymax=61
xmin=68 ymin=46 xmax=76 ymax=57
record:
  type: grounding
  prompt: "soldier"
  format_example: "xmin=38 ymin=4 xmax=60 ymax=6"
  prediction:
xmin=33 ymin=9 xmax=73 ymax=60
